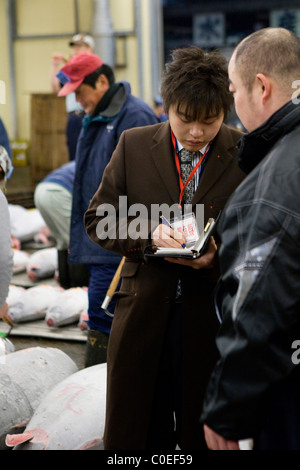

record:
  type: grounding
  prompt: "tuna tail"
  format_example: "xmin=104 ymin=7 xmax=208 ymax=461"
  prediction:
xmin=6 ymin=427 xmax=49 ymax=449
xmin=6 ymin=431 xmax=34 ymax=447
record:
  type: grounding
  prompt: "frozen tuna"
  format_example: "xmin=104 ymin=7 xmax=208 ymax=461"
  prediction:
xmin=0 ymin=334 xmax=15 ymax=361
xmin=46 ymin=287 xmax=88 ymax=328
xmin=26 ymin=247 xmax=58 ymax=281
xmin=78 ymin=310 xmax=89 ymax=331
xmin=7 ymin=363 xmax=106 ymax=450
xmin=0 ymin=347 xmax=78 ymax=450
xmin=6 ymin=285 xmax=26 ymax=308
xmin=12 ymin=250 xmax=30 ymax=274
xmin=7 ymin=284 xmax=62 ymax=324
xmin=8 ymin=205 xmax=47 ymax=243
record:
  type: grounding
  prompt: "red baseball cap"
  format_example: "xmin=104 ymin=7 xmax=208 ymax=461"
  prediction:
xmin=57 ymin=53 xmax=103 ymax=97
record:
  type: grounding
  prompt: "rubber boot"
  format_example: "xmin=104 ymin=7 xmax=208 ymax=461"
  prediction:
xmin=85 ymin=329 xmax=109 ymax=367
xmin=57 ymin=249 xmax=71 ymax=289
xmin=58 ymin=251 xmax=90 ymax=289
xmin=68 ymin=263 xmax=90 ymax=288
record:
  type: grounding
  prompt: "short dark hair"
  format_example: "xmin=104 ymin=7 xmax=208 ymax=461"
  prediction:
xmin=161 ymin=46 xmax=233 ymax=120
xmin=82 ymin=64 xmax=115 ymax=88
xmin=234 ymin=27 xmax=300 ymax=94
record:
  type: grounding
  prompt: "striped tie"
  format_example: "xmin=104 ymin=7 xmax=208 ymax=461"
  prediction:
xmin=180 ymin=149 xmax=199 ymax=204
xmin=175 ymin=149 xmax=200 ymax=300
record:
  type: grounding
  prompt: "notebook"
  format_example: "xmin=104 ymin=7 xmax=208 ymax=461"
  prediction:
xmin=145 ymin=216 xmax=219 ymax=260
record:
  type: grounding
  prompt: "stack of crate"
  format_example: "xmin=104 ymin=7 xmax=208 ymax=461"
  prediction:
xmin=30 ymin=94 xmax=69 ymax=185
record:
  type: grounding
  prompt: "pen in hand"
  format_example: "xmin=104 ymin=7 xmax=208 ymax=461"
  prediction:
xmin=160 ymin=216 xmax=186 ymax=248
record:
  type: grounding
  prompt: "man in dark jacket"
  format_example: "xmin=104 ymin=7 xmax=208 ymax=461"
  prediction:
xmin=57 ymin=53 xmax=159 ymax=366
xmin=202 ymin=27 xmax=300 ymax=450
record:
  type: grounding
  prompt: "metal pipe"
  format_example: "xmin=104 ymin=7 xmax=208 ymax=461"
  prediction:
xmin=150 ymin=0 xmax=164 ymax=99
xmin=134 ymin=0 xmax=144 ymax=100
xmin=5 ymin=0 xmax=17 ymax=139
xmin=5 ymin=0 xmax=80 ymax=139
xmin=91 ymin=0 xmax=115 ymax=66
xmin=74 ymin=0 xmax=80 ymax=33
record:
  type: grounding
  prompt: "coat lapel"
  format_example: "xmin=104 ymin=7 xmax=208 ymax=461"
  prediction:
xmin=192 ymin=124 xmax=239 ymax=204
xmin=149 ymin=121 xmax=180 ymax=204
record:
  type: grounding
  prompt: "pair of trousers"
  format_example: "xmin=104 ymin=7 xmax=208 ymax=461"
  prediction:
xmin=34 ymin=182 xmax=72 ymax=250
xmin=87 ymin=263 xmax=121 ymax=335
xmin=146 ymin=302 xmax=183 ymax=450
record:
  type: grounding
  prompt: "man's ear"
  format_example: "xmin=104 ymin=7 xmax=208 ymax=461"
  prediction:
xmin=96 ymin=74 xmax=110 ymax=90
xmin=256 ymin=73 xmax=271 ymax=103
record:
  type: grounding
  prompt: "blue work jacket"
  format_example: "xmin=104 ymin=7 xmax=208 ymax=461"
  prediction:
xmin=69 ymin=81 xmax=159 ymax=265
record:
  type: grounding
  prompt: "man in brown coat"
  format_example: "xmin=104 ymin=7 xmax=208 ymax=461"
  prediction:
xmin=85 ymin=46 xmax=245 ymax=450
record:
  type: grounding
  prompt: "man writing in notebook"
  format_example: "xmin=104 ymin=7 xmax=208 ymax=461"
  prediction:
xmin=84 ymin=46 xmax=245 ymax=450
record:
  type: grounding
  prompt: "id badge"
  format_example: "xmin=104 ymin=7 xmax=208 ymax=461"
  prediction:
xmin=171 ymin=212 xmax=200 ymax=248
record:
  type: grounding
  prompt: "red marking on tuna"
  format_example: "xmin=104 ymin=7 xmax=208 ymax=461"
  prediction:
xmin=76 ymin=438 xmax=102 ymax=450
xmin=46 ymin=385 xmax=85 ymax=414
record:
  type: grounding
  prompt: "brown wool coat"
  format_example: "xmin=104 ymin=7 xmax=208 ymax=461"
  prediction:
xmin=85 ymin=121 xmax=245 ymax=450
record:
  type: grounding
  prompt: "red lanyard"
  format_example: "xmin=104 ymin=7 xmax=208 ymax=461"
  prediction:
xmin=171 ymin=129 xmax=210 ymax=209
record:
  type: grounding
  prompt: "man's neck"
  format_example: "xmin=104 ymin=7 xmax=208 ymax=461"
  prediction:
xmin=92 ymin=83 xmax=120 ymax=117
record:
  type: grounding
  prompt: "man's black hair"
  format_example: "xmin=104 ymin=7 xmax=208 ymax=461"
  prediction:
xmin=83 ymin=64 xmax=115 ymax=88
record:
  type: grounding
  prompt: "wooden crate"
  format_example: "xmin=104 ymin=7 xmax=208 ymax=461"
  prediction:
xmin=30 ymin=94 xmax=69 ymax=185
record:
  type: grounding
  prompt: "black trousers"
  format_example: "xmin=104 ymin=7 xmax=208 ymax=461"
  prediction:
xmin=146 ymin=303 xmax=183 ymax=450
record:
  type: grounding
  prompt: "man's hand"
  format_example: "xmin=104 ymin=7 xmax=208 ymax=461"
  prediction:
xmin=0 ymin=302 xmax=8 ymax=320
xmin=204 ymin=424 xmax=239 ymax=450
xmin=165 ymin=236 xmax=217 ymax=270
xmin=51 ymin=52 xmax=68 ymax=66
xmin=152 ymin=223 xmax=186 ymax=249
xmin=11 ymin=234 xmax=20 ymax=250
xmin=152 ymin=224 xmax=217 ymax=270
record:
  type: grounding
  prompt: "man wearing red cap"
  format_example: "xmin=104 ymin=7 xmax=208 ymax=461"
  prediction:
xmin=50 ymin=34 xmax=95 ymax=161
xmin=56 ymin=53 xmax=159 ymax=367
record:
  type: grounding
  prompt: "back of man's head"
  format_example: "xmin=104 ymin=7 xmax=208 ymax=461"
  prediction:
xmin=233 ymin=27 xmax=300 ymax=96
xmin=83 ymin=64 xmax=115 ymax=89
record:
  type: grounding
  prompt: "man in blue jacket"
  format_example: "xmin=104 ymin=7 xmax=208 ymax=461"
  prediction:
xmin=0 ymin=118 xmax=12 ymax=159
xmin=57 ymin=53 xmax=159 ymax=366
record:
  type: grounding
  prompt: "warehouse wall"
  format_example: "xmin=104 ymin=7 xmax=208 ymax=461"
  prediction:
xmin=0 ymin=0 xmax=162 ymax=142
